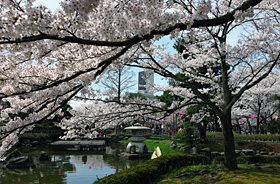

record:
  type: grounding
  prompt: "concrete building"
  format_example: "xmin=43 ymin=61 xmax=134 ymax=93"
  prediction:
xmin=138 ymin=71 xmax=154 ymax=98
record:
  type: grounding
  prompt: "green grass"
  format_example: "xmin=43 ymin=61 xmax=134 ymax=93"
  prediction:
xmin=144 ymin=139 xmax=184 ymax=154
xmin=120 ymin=139 xmax=184 ymax=154
xmin=149 ymin=134 xmax=171 ymax=140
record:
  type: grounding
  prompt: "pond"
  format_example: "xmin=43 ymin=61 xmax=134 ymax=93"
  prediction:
xmin=0 ymin=143 xmax=148 ymax=184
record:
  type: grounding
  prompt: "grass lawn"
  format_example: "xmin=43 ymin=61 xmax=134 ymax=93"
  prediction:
xmin=121 ymin=139 xmax=185 ymax=154
xmin=154 ymin=164 xmax=280 ymax=184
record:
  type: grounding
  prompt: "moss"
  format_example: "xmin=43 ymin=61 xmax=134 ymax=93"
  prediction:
xmin=93 ymin=153 xmax=210 ymax=184
xmin=155 ymin=164 xmax=280 ymax=184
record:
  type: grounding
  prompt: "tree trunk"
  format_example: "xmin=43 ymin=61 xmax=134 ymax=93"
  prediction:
xmin=214 ymin=117 xmax=222 ymax=132
xmin=197 ymin=123 xmax=206 ymax=139
xmin=117 ymin=68 xmax=121 ymax=103
xmin=221 ymin=113 xmax=238 ymax=170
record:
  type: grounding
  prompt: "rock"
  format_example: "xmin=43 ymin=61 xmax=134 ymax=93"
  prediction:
xmin=38 ymin=152 xmax=49 ymax=161
xmin=235 ymin=150 xmax=242 ymax=156
xmin=170 ymin=141 xmax=177 ymax=150
xmin=2 ymin=149 xmax=33 ymax=169
xmin=177 ymin=146 xmax=184 ymax=150
xmin=260 ymin=151 xmax=269 ymax=155
xmin=199 ymin=148 xmax=211 ymax=159
xmin=31 ymin=141 xmax=39 ymax=146
xmin=4 ymin=155 xmax=32 ymax=169
xmin=5 ymin=149 xmax=23 ymax=161
xmin=211 ymin=152 xmax=221 ymax=159
xmin=241 ymin=149 xmax=255 ymax=156
xmin=190 ymin=147 xmax=198 ymax=154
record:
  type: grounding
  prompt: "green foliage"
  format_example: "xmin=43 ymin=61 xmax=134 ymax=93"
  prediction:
xmin=128 ymin=92 xmax=147 ymax=100
xmin=214 ymin=155 xmax=280 ymax=165
xmin=237 ymin=155 xmax=280 ymax=164
xmin=206 ymin=132 xmax=280 ymax=143
xmin=262 ymin=119 xmax=280 ymax=134
xmin=93 ymin=153 xmax=210 ymax=184
xmin=18 ymin=133 xmax=50 ymax=141
xmin=176 ymin=122 xmax=197 ymax=146
xmin=156 ymin=91 xmax=180 ymax=109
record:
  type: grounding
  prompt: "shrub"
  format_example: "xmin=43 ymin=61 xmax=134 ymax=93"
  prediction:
xmin=18 ymin=133 xmax=50 ymax=141
xmin=206 ymin=132 xmax=280 ymax=143
xmin=176 ymin=122 xmax=197 ymax=146
xmin=245 ymin=142 xmax=275 ymax=152
xmin=93 ymin=153 xmax=210 ymax=184
xmin=237 ymin=155 xmax=280 ymax=164
xmin=214 ymin=155 xmax=280 ymax=165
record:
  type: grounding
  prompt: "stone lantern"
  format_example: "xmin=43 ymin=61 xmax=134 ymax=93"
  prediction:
xmin=124 ymin=123 xmax=150 ymax=154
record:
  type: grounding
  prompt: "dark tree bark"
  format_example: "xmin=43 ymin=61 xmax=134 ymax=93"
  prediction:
xmin=221 ymin=113 xmax=238 ymax=171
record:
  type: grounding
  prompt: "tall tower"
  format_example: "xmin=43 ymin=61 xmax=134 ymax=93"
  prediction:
xmin=138 ymin=71 xmax=154 ymax=98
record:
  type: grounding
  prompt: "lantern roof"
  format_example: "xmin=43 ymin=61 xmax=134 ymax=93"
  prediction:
xmin=124 ymin=123 xmax=150 ymax=130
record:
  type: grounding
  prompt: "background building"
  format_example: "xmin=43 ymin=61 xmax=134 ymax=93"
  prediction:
xmin=138 ymin=71 xmax=154 ymax=98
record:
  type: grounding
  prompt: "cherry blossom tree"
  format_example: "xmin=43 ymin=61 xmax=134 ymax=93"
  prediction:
xmin=232 ymin=71 xmax=280 ymax=133
xmin=0 ymin=0 xmax=278 ymax=171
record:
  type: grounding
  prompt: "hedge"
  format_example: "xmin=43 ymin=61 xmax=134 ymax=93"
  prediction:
xmin=214 ymin=155 xmax=280 ymax=165
xmin=93 ymin=153 xmax=210 ymax=184
xmin=207 ymin=132 xmax=280 ymax=143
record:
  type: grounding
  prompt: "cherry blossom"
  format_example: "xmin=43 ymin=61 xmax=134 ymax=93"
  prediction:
xmin=0 ymin=0 xmax=278 ymax=170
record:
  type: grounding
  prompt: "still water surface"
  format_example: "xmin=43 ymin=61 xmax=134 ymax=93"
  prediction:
xmin=0 ymin=143 xmax=147 ymax=184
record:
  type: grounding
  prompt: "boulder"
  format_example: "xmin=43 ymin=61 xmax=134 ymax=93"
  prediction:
xmin=38 ymin=152 xmax=49 ymax=161
xmin=260 ymin=151 xmax=269 ymax=155
xmin=2 ymin=149 xmax=33 ymax=169
xmin=4 ymin=155 xmax=31 ymax=169
xmin=5 ymin=149 xmax=23 ymax=161
xmin=241 ymin=149 xmax=255 ymax=156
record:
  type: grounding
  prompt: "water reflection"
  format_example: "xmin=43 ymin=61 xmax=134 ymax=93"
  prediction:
xmin=0 ymin=143 xmax=147 ymax=184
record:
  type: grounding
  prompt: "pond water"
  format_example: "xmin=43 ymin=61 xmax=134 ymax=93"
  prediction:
xmin=0 ymin=143 xmax=148 ymax=184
